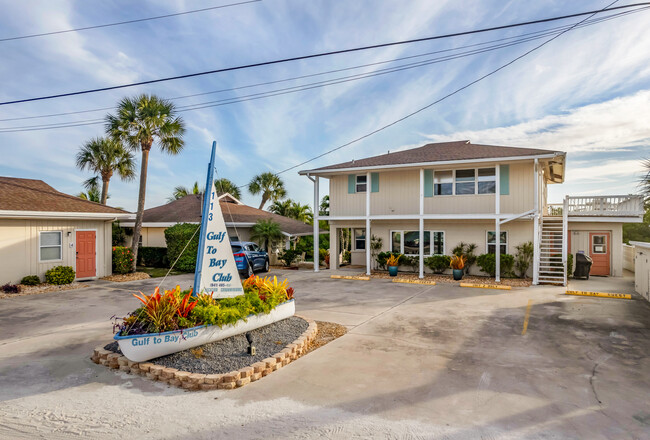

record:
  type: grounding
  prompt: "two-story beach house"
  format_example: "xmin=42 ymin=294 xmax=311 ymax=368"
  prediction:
xmin=299 ymin=141 xmax=645 ymax=285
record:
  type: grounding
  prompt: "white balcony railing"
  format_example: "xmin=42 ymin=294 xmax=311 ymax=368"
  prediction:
xmin=544 ymin=195 xmax=645 ymax=217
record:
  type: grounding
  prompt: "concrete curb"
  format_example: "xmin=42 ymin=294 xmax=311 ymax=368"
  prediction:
xmin=92 ymin=316 xmax=318 ymax=391
xmin=459 ymin=283 xmax=512 ymax=290
xmin=391 ymin=279 xmax=437 ymax=285
xmin=330 ymin=275 xmax=370 ymax=281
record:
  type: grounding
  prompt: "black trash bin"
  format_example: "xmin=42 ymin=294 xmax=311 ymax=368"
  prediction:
xmin=573 ymin=253 xmax=593 ymax=279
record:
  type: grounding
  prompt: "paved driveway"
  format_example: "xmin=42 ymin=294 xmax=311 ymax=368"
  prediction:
xmin=0 ymin=271 xmax=649 ymax=439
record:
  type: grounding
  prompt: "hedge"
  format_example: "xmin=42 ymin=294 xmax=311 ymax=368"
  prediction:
xmin=164 ymin=223 xmax=200 ymax=272
xmin=112 ymin=246 xmax=134 ymax=274
xmin=476 ymin=253 xmax=515 ymax=277
xmin=45 ymin=266 xmax=75 ymax=285
xmin=137 ymin=246 xmax=169 ymax=268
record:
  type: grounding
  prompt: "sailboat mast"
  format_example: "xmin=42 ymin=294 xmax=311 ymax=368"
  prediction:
xmin=193 ymin=141 xmax=218 ymax=292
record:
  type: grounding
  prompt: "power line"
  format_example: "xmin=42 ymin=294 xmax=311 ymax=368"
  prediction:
xmin=272 ymin=0 xmax=622 ymax=177
xmin=1 ymin=2 xmax=648 ymax=106
xmin=0 ymin=1 xmax=261 ymax=43
xmin=1 ymin=5 xmax=646 ymax=133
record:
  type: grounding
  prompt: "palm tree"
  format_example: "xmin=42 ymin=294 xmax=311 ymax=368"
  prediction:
xmin=248 ymin=172 xmax=286 ymax=210
xmin=168 ymin=181 xmax=202 ymax=202
xmin=75 ymin=136 xmax=135 ymax=205
xmin=77 ymin=177 xmax=102 ymax=203
xmin=319 ymin=195 xmax=329 ymax=216
xmin=214 ymin=178 xmax=241 ymax=200
xmin=290 ymin=201 xmax=313 ymax=224
xmin=641 ymin=159 xmax=650 ymax=201
xmin=269 ymin=199 xmax=293 ymax=217
xmin=250 ymin=219 xmax=283 ymax=253
xmin=107 ymin=94 xmax=185 ymax=271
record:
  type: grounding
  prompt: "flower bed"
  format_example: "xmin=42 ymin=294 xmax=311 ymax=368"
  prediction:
xmin=113 ymin=275 xmax=296 ymax=362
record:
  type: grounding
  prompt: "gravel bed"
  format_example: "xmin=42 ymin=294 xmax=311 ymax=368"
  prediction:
xmin=100 ymin=272 xmax=150 ymax=282
xmin=105 ymin=316 xmax=309 ymax=374
xmin=368 ymin=271 xmax=532 ymax=287
xmin=0 ymin=282 xmax=85 ymax=299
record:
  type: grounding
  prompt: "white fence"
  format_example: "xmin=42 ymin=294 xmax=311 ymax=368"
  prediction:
xmin=623 ymin=244 xmax=635 ymax=272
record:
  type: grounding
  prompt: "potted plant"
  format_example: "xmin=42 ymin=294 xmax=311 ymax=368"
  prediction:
xmin=387 ymin=253 xmax=401 ymax=277
xmin=450 ymin=255 xmax=466 ymax=281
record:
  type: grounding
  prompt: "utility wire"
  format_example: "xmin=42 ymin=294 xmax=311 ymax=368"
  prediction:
xmin=0 ymin=1 xmax=261 ymax=43
xmin=1 ymin=2 xmax=648 ymax=106
xmin=271 ymin=0 xmax=622 ymax=177
xmin=0 ymin=5 xmax=646 ymax=133
xmin=0 ymin=10 xmax=631 ymax=123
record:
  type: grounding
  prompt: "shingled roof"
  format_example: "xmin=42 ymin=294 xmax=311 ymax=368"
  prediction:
xmin=301 ymin=140 xmax=562 ymax=173
xmin=0 ymin=176 xmax=129 ymax=215
xmin=140 ymin=194 xmax=313 ymax=236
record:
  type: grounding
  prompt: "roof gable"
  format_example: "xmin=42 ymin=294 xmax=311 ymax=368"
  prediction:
xmin=301 ymin=140 xmax=563 ymax=173
xmin=0 ymin=176 xmax=129 ymax=215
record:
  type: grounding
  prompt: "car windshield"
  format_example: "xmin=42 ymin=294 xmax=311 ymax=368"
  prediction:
xmin=231 ymin=245 xmax=242 ymax=253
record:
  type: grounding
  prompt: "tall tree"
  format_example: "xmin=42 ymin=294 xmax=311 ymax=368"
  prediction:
xmin=250 ymin=219 xmax=283 ymax=253
xmin=75 ymin=136 xmax=135 ymax=205
xmin=642 ymin=159 xmax=650 ymax=201
xmin=214 ymin=178 xmax=241 ymax=200
xmin=319 ymin=195 xmax=330 ymax=216
xmin=248 ymin=172 xmax=286 ymax=209
xmin=290 ymin=201 xmax=313 ymax=224
xmin=168 ymin=181 xmax=202 ymax=202
xmin=107 ymin=94 xmax=185 ymax=271
xmin=77 ymin=177 xmax=102 ymax=203
xmin=268 ymin=199 xmax=293 ymax=217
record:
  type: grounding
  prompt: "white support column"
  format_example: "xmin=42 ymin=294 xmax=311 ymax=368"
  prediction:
xmin=562 ymin=196 xmax=568 ymax=286
xmin=419 ymin=168 xmax=424 ymax=279
xmin=330 ymin=226 xmax=338 ymax=272
xmin=366 ymin=171 xmax=371 ymax=276
xmin=313 ymin=176 xmax=319 ymax=272
xmin=532 ymin=158 xmax=540 ymax=285
xmin=495 ymin=165 xmax=501 ymax=283
xmin=285 ymin=237 xmax=291 ymax=250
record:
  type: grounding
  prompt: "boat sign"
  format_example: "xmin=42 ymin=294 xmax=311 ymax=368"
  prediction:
xmin=193 ymin=142 xmax=244 ymax=298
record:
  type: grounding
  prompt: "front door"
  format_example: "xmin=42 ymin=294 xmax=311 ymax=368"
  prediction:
xmin=589 ymin=232 xmax=610 ymax=276
xmin=76 ymin=230 xmax=96 ymax=278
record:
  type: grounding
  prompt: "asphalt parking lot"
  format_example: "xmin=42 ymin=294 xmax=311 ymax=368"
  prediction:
xmin=0 ymin=270 xmax=648 ymax=439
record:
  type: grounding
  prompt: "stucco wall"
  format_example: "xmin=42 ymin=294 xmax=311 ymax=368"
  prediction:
xmin=568 ymin=222 xmax=623 ymax=277
xmin=332 ymin=219 xmax=534 ymax=276
xmin=0 ymin=218 xmax=112 ymax=284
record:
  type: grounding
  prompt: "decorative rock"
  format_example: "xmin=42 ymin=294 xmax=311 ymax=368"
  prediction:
xmin=218 ymin=381 xmax=236 ymax=390
xmin=168 ymin=379 xmax=182 ymax=387
xmin=204 ymin=374 xmax=223 ymax=385
xmin=117 ymin=356 xmax=129 ymax=367
xmin=262 ymin=368 xmax=272 ymax=377
xmin=149 ymin=365 xmax=164 ymax=377
xmin=160 ymin=368 xmax=178 ymax=380
xmin=119 ymin=365 xmax=131 ymax=372
xmin=138 ymin=363 xmax=153 ymax=373
xmin=99 ymin=359 xmax=109 ymax=366
xmin=263 ymin=358 xmax=277 ymax=368
xmin=188 ymin=373 xmax=206 ymax=384
xmin=182 ymin=381 xmax=199 ymax=390
xmin=252 ymin=362 xmax=266 ymax=374
xmin=236 ymin=377 xmax=251 ymax=387
xmin=200 ymin=383 xmax=219 ymax=391
xmin=174 ymin=371 xmax=191 ymax=382
xmin=250 ymin=372 xmax=262 ymax=382
xmin=146 ymin=372 xmax=159 ymax=381
xmin=222 ymin=371 xmax=241 ymax=383
xmin=239 ymin=367 xmax=254 ymax=378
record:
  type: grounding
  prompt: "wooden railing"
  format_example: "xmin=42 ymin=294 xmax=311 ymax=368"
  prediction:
xmin=545 ymin=195 xmax=644 ymax=217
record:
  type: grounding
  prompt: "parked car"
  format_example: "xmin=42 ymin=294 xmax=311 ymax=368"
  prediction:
xmin=231 ymin=241 xmax=270 ymax=277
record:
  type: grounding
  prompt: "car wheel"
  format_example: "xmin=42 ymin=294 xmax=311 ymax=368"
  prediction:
xmin=246 ymin=264 xmax=254 ymax=278
xmin=263 ymin=259 xmax=270 ymax=273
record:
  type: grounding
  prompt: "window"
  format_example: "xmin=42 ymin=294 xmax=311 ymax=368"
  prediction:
xmin=355 ymin=175 xmax=367 ymax=193
xmin=487 ymin=231 xmax=507 ymax=254
xmin=390 ymin=231 xmax=444 ymax=256
xmin=592 ymin=235 xmax=607 ymax=254
xmin=455 ymin=169 xmax=476 ymax=195
xmin=434 ymin=171 xmax=453 ymax=195
xmin=354 ymin=228 xmax=366 ymax=250
xmin=40 ymin=231 xmax=62 ymax=261
xmin=478 ymin=168 xmax=496 ymax=194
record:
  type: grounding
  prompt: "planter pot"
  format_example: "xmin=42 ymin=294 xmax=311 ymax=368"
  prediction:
xmin=114 ymin=299 xmax=295 ymax=362
xmin=453 ymin=269 xmax=464 ymax=280
xmin=388 ymin=266 xmax=398 ymax=277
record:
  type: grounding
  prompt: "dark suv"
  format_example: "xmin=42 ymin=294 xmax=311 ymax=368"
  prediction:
xmin=231 ymin=241 xmax=270 ymax=278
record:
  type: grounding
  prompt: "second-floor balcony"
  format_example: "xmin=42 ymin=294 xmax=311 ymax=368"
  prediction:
xmin=545 ymin=195 xmax=645 ymax=218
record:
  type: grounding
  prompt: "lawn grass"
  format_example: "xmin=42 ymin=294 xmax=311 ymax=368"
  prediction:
xmin=137 ymin=266 xmax=187 ymax=278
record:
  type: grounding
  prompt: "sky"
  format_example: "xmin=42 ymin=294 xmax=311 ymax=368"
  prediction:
xmin=0 ymin=0 xmax=649 ymax=212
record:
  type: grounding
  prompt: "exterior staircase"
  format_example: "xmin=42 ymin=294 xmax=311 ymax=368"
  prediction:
xmin=538 ymin=216 xmax=566 ymax=285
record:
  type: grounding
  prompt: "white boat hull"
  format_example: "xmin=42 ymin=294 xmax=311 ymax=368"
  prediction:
xmin=115 ymin=300 xmax=295 ymax=362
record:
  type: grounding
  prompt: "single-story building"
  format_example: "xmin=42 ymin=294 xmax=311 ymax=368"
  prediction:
xmin=121 ymin=193 xmax=312 ymax=253
xmin=0 ymin=176 xmax=131 ymax=284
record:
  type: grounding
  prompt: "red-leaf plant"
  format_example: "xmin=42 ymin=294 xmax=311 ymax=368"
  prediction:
xmin=177 ymin=288 xmax=198 ymax=318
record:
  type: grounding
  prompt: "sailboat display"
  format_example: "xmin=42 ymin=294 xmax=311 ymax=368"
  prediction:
xmin=114 ymin=142 xmax=295 ymax=362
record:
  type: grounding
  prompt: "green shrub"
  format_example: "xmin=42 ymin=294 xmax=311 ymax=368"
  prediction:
xmin=424 ymin=255 xmax=451 ymax=274
xmin=45 ymin=266 xmax=75 ymax=285
xmin=402 ymin=256 xmax=419 ymax=272
xmin=137 ymin=246 xmax=168 ymax=268
xmin=20 ymin=275 xmax=41 ymax=286
xmin=165 ymin=223 xmax=200 ymax=272
xmin=343 ymin=250 xmax=351 ymax=263
xmin=112 ymin=246 xmax=134 ymax=274
xmin=278 ymin=249 xmax=300 ymax=267
xmin=514 ymin=241 xmax=534 ymax=278
xmin=319 ymin=248 xmax=329 ymax=264
xmin=476 ymin=253 xmax=515 ymax=277
xmin=567 ymin=253 xmax=573 ymax=278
